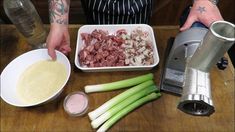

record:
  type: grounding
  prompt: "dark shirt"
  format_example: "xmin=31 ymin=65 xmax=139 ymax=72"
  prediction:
xmin=81 ymin=0 xmax=153 ymax=24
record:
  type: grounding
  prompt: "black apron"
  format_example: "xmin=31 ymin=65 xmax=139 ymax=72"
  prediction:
xmin=81 ymin=0 xmax=153 ymax=24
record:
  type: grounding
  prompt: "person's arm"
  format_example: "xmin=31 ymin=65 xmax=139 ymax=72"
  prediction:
xmin=47 ymin=0 xmax=71 ymax=60
xmin=180 ymin=0 xmax=223 ymax=31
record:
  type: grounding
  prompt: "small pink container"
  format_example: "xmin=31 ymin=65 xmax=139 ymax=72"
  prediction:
xmin=63 ymin=91 xmax=89 ymax=116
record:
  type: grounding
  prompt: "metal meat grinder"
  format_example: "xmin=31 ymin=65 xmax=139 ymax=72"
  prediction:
xmin=160 ymin=21 xmax=235 ymax=116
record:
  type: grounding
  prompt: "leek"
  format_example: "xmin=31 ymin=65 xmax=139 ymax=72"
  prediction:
xmin=97 ymin=92 xmax=161 ymax=132
xmin=85 ymin=73 xmax=153 ymax=93
xmin=88 ymin=80 xmax=154 ymax=120
xmin=91 ymin=85 xmax=159 ymax=129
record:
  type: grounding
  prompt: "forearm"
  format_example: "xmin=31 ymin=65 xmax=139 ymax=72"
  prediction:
xmin=48 ymin=0 xmax=70 ymax=25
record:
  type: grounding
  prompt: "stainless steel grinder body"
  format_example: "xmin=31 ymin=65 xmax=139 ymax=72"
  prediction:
xmin=160 ymin=27 xmax=208 ymax=94
xmin=161 ymin=21 xmax=235 ymax=116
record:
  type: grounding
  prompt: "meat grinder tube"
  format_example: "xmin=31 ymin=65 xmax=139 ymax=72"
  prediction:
xmin=178 ymin=21 xmax=235 ymax=116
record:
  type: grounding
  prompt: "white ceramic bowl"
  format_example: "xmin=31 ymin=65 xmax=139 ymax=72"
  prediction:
xmin=0 ymin=49 xmax=71 ymax=107
xmin=74 ymin=24 xmax=159 ymax=72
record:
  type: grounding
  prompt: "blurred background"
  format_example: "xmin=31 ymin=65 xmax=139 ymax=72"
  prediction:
xmin=0 ymin=0 xmax=234 ymax=65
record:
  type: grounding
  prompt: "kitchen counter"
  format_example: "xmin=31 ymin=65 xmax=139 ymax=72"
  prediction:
xmin=0 ymin=25 xmax=234 ymax=132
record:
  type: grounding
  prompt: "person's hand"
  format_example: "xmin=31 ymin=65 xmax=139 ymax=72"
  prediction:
xmin=46 ymin=24 xmax=71 ymax=60
xmin=180 ymin=0 xmax=223 ymax=31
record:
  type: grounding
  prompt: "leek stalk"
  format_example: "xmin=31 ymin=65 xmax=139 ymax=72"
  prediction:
xmin=85 ymin=73 xmax=154 ymax=93
xmin=88 ymin=80 xmax=154 ymax=120
xmin=91 ymin=85 xmax=159 ymax=129
xmin=97 ymin=92 xmax=161 ymax=132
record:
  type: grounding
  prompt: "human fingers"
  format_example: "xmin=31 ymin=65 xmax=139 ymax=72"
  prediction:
xmin=59 ymin=39 xmax=71 ymax=55
xmin=46 ymin=31 xmax=61 ymax=60
xmin=60 ymin=30 xmax=71 ymax=55
xmin=47 ymin=39 xmax=57 ymax=60
xmin=180 ymin=15 xmax=197 ymax=31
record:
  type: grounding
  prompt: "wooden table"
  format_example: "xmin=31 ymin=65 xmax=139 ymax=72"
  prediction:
xmin=1 ymin=25 xmax=234 ymax=132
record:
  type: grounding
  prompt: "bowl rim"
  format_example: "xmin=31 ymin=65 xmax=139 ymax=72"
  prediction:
xmin=0 ymin=49 xmax=71 ymax=107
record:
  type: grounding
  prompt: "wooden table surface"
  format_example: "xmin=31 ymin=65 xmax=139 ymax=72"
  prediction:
xmin=0 ymin=25 xmax=234 ymax=132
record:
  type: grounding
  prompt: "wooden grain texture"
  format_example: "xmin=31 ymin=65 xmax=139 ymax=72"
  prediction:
xmin=0 ymin=25 xmax=234 ymax=132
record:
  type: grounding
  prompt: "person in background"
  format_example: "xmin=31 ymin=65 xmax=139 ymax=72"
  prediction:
xmin=46 ymin=0 xmax=223 ymax=60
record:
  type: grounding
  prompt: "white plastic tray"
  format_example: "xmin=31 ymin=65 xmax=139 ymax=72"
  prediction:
xmin=74 ymin=24 xmax=159 ymax=72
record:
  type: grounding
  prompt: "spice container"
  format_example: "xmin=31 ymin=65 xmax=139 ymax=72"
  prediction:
xmin=63 ymin=91 xmax=89 ymax=116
